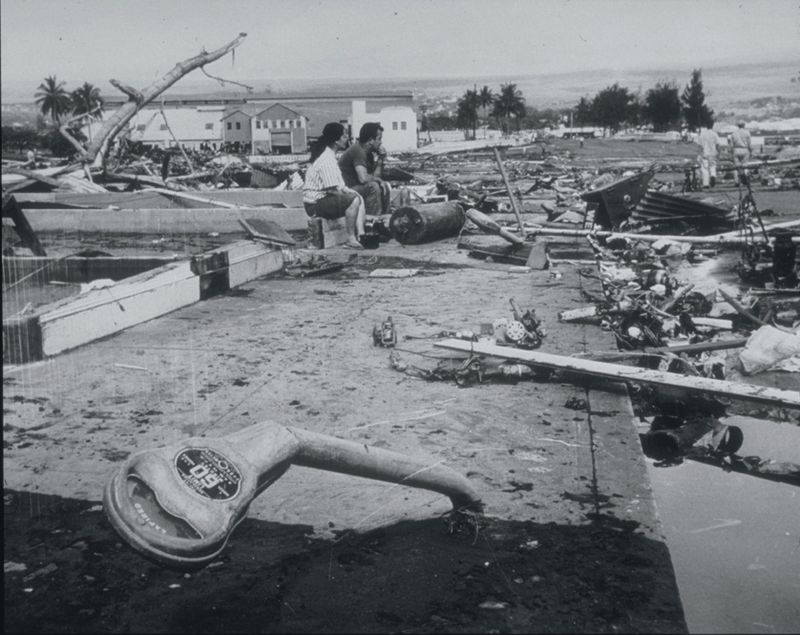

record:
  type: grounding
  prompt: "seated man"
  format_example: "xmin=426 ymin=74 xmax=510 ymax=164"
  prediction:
xmin=338 ymin=122 xmax=392 ymax=216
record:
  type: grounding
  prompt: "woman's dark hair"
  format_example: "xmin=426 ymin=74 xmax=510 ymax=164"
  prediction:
xmin=309 ymin=122 xmax=345 ymax=162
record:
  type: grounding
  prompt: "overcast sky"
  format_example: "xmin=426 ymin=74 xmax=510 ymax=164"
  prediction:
xmin=2 ymin=0 xmax=799 ymax=90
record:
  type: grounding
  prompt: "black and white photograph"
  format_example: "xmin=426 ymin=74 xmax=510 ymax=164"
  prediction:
xmin=2 ymin=0 xmax=799 ymax=632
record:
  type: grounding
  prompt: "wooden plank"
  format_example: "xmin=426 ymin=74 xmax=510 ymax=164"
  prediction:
xmin=433 ymin=339 xmax=800 ymax=409
xmin=238 ymin=217 xmax=296 ymax=245
xmin=644 ymin=338 xmax=749 ymax=355
xmin=525 ymin=221 xmax=800 ymax=245
xmin=147 ymin=187 xmax=302 ymax=209
xmin=22 ymin=207 xmax=309 ymax=232
xmin=221 ymin=240 xmax=286 ymax=288
xmin=13 ymin=190 xmax=175 ymax=209
xmin=492 ymin=147 xmax=526 ymax=236
xmin=2 ymin=195 xmax=47 ymax=256
xmin=308 ymin=216 xmax=350 ymax=248
xmin=12 ymin=188 xmax=303 ymax=209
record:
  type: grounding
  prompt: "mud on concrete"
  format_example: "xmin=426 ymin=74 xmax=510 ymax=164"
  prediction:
xmin=3 ymin=242 xmax=688 ymax=633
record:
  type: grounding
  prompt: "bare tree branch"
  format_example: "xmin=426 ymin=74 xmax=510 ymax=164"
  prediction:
xmin=109 ymin=79 xmax=144 ymax=104
xmin=76 ymin=33 xmax=248 ymax=168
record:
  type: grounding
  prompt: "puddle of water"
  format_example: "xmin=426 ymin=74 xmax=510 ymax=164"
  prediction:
xmin=646 ymin=416 xmax=800 ymax=634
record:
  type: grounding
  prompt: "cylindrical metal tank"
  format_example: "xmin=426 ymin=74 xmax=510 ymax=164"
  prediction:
xmin=389 ymin=201 xmax=465 ymax=245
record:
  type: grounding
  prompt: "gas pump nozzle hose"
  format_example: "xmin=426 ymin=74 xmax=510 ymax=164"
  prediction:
xmin=104 ymin=422 xmax=482 ymax=568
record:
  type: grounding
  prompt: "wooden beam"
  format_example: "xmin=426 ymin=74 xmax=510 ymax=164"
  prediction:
xmin=643 ymin=338 xmax=749 ymax=355
xmin=2 ymin=195 xmax=46 ymax=256
xmin=492 ymin=147 xmax=526 ymax=237
xmin=2 ymin=168 xmax=62 ymax=188
xmin=22 ymin=206 xmax=309 ymax=233
xmin=433 ymin=339 xmax=800 ymax=409
xmin=717 ymin=287 xmax=767 ymax=328
xmin=146 ymin=187 xmax=242 ymax=209
xmin=465 ymin=208 xmax=525 ymax=245
xmin=525 ymin=219 xmax=800 ymax=245
xmin=13 ymin=188 xmax=303 ymax=209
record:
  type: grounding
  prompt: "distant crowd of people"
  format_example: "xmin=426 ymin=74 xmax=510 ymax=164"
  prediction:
xmin=695 ymin=119 xmax=753 ymax=189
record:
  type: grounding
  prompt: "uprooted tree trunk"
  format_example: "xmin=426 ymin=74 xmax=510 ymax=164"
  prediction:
xmin=61 ymin=32 xmax=247 ymax=171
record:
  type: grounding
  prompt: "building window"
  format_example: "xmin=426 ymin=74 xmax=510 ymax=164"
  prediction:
xmin=392 ymin=121 xmax=398 ymax=130
xmin=205 ymin=123 xmax=214 ymax=130
xmin=256 ymin=120 xmax=261 ymax=129
xmin=401 ymin=121 xmax=407 ymax=131
xmin=226 ymin=122 xmax=232 ymax=130
xmin=235 ymin=122 xmax=241 ymax=130
xmin=136 ymin=124 xmax=146 ymax=132
xmin=159 ymin=124 xmax=168 ymax=131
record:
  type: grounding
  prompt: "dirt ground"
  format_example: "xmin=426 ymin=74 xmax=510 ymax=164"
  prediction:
xmin=7 ymin=136 xmax=797 ymax=633
xmin=4 ymin=237 xmax=688 ymax=633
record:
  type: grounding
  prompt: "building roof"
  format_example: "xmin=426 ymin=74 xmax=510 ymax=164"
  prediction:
xmin=221 ymin=109 xmax=254 ymax=120
xmin=253 ymin=103 xmax=303 ymax=118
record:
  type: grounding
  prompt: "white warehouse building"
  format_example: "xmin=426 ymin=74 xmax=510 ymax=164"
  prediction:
xmin=126 ymin=105 xmax=226 ymax=149
xmin=88 ymin=91 xmax=419 ymax=153
xmin=351 ymin=101 xmax=417 ymax=152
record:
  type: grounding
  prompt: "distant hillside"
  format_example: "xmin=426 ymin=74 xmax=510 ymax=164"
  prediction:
xmin=3 ymin=59 xmax=798 ymax=127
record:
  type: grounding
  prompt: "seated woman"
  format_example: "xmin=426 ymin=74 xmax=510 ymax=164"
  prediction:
xmin=303 ymin=122 xmax=366 ymax=249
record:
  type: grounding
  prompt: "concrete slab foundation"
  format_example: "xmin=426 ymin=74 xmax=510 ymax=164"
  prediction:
xmin=2 ymin=240 xmax=287 ymax=363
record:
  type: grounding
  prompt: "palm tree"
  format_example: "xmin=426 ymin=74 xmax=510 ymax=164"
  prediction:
xmin=456 ymin=89 xmax=479 ymax=140
xmin=35 ymin=75 xmax=72 ymax=125
xmin=71 ymin=82 xmax=104 ymax=119
xmin=478 ymin=86 xmax=493 ymax=138
xmin=492 ymin=83 xmax=526 ymax=135
xmin=71 ymin=82 xmax=104 ymax=143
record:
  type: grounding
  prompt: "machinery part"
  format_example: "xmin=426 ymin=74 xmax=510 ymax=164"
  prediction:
xmin=771 ymin=230 xmax=799 ymax=288
xmin=104 ymin=422 xmax=481 ymax=569
xmin=389 ymin=201 xmax=465 ymax=244
xmin=373 ymin=316 xmax=397 ymax=347
xmin=504 ymin=320 xmax=527 ymax=342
